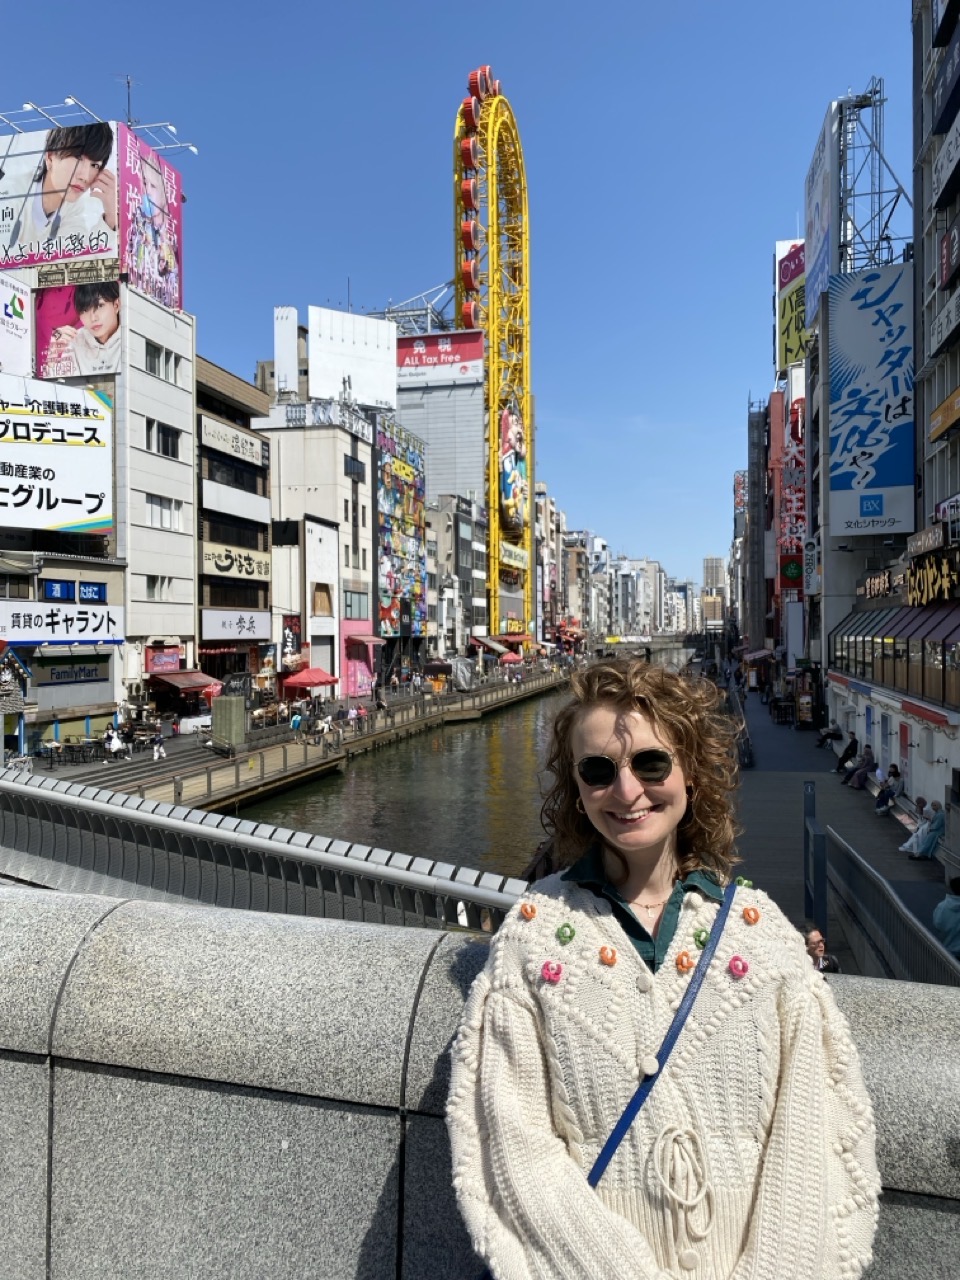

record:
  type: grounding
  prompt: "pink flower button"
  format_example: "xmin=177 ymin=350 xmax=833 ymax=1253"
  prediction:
xmin=541 ymin=960 xmax=563 ymax=984
xmin=728 ymin=955 xmax=749 ymax=978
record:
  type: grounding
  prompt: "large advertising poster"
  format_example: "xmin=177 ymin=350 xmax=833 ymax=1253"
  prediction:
xmin=0 ymin=123 xmax=119 ymax=270
xmin=396 ymin=330 xmax=484 ymax=386
xmin=828 ymin=264 xmax=915 ymax=537
xmin=117 ymin=124 xmax=183 ymax=310
xmin=804 ymin=102 xmax=840 ymax=319
xmin=307 ymin=308 xmax=396 ymax=408
xmin=0 ymin=372 xmax=113 ymax=533
xmin=0 ymin=274 xmax=32 ymax=376
xmin=499 ymin=403 xmax=528 ymax=533
xmin=775 ymin=241 xmax=806 ymax=373
xmin=376 ymin=420 xmax=427 ymax=637
xmin=35 ymin=281 xmax=121 ymax=378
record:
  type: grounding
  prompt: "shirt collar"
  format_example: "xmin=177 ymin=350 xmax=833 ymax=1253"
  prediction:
xmin=561 ymin=843 xmax=724 ymax=901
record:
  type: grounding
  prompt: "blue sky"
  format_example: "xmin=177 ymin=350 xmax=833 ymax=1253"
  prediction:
xmin=14 ymin=0 xmax=911 ymax=582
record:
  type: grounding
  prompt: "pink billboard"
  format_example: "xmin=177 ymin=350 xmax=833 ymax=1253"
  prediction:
xmin=118 ymin=124 xmax=183 ymax=310
xmin=35 ymin=281 xmax=122 ymax=378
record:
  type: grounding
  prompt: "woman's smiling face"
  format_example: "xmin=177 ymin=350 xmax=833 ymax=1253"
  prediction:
xmin=570 ymin=702 xmax=688 ymax=865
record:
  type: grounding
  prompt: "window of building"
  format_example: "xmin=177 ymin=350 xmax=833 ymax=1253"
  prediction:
xmin=207 ymin=455 xmax=259 ymax=494
xmin=207 ymin=517 xmax=262 ymax=551
xmin=313 ymin=583 xmax=333 ymax=616
xmin=343 ymin=591 xmax=369 ymax=620
xmin=427 ymin=604 xmax=437 ymax=622
xmin=146 ymin=419 xmax=181 ymax=459
xmin=0 ymin=575 xmax=30 ymax=599
xmin=145 ymin=575 xmax=172 ymax=601
xmin=427 ymin=573 xmax=437 ymax=591
xmin=343 ymin=454 xmax=365 ymax=483
xmin=145 ymin=341 xmax=163 ymax=377
xmin=146 ymin=494 xmax=182 ymax=531
xmin=344 ymin=498 xmax=349 ymax=522
xmin=145 ymin=340 xmax=183 ymax=386
xmin=207 ymin=582 xmax=264 ymax=608
xmin=361 ymin=504 xmax=366 ymax=528
xmin=362 ymin=547 xmax=367 ymax=571
xmin=344 ymin=545 xmax=350 ymax=568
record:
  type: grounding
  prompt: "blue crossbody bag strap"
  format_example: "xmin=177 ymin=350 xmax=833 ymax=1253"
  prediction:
xmin=587 ymin=881 xmax=738 ymax=1188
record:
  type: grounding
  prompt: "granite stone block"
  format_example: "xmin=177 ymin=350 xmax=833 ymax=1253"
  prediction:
xmin=402 ymin=1114 xmax=484 ymax=1280
xmin=53 ymin=901 xmax=440 ymax=1108
xmin=0 ymin=886 xmax=123 ymax=1055
xmin=50 ymin=1062 xmax=400 ymax=1280
xmin=866 ymin=1188 xmax=960 ymax=1279
xmin=831 ymin=975 xmax=960 ymax=1199
xmin=0 ymin=1051 xmax=48 ymax=1280
xmin=404 ymin=933 xmax=488 ymax=1116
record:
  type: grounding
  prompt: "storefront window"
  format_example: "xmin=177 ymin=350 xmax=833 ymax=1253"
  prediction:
xmin=908 ymin=639 xmax=924 ymax=697
xmin=946 ymin=643 xmax=960 ymax=709
xmin=879 ymin=636 xmax=895 ymax=688
xmin=893 ymin=635 xmax=909 ymax=692
xmin=924 ymin=639 xmax=945 ymax=705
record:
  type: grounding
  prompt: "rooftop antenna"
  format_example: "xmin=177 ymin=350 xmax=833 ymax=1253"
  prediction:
xmin=126 ymin=74 xmax=138 ymax=127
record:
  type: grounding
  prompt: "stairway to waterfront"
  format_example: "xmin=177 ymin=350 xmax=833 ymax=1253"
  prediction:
xmin=40 ymin=733 xmax=214 ymax=791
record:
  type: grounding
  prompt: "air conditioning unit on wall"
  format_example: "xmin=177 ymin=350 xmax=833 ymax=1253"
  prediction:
xmin=919 ymin=727 xmax=935 ymax=764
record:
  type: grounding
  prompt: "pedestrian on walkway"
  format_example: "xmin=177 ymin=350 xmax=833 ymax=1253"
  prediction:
xmin=448 ymin=657 xmax=879 ymax=1280
xmin=152 ymin=727 xmax=167 ymax=762
xmin=805 ymin=928 xmax=841 ymax=974
xmin=910 ymin=799 xmax=944 ymax=860
xmin=932 ymin=877 xmax=960 ymax=959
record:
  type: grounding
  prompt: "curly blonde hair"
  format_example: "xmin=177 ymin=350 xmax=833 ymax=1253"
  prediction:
xmin=540 ymin=659 xmax=741 ymax=881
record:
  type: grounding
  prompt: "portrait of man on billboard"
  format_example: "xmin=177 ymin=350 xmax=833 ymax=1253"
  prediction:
xmin=499 ymin=404 xmax=528 ymax=532
xmin=36 ymin=281 xmax=121 ymax=378
xmin=0 ymin=123 xmax=118 ymax=267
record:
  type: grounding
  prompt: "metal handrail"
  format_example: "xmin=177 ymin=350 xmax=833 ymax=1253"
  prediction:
xmin=826 ymin=825 xmax=960 ymax=986
xmin=0 ymin=769 xmax=527 ymax=931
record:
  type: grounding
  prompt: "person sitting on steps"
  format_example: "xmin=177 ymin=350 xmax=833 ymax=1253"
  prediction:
xmin=833 ymin=730 xmax=858 ymax=773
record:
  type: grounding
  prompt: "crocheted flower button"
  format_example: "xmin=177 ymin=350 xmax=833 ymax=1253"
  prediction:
xmin=556 ymin=923 xmax=576 ymax=945
xmin=728 ymin=955 xmax=749 ymax=978
xmin=519 ymin=902 xmax=537 ymax=920
xmin=541 ymin=960 xmax=563 ymax=984
xmin=742 ymin=906 xmax=761 ymax=925
xmin=735 ymin=876 xmax=754 ymax=888
xmin=675 ymin=950 xmax=695 ymax=973
xmin=598 ymin=945 xmax=617 ymax=967
xmin=692 ymin=927 xmax=709 ymax=949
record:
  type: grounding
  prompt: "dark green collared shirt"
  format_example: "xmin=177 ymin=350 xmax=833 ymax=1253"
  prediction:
xmin=561 ymin=844 xmax=723 ymax=972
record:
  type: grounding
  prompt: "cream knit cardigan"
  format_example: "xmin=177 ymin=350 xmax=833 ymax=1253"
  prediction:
xmin=447 ymin=875 xmax=880 ymax=1280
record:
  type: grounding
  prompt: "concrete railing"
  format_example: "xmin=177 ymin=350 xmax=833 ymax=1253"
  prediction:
xmin=0 ymin=886 xmax=957 ymax=1279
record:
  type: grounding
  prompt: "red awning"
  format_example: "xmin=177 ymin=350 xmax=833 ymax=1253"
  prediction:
xmin=147 ymin=670 xmax=217 ymax=692
xmin=500 ymin=651 xmax=523 ymax=663
xmin=491 ymin=634 xmax=533 ymax=644
xmin=347 ymin=634 xmax=387 ymax=646
xmin=282 ymin=666 xmax=339 ymax=688
xmin=472 ymin=635 xmax=509 ymax=655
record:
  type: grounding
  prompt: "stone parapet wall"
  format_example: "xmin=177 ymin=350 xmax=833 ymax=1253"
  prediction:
xmin=0 ymin=886 xmax=957 ymax=1279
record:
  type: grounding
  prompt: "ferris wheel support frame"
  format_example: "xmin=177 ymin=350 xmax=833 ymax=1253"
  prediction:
xmin=454 ymin=70 xmax=533 ymax=642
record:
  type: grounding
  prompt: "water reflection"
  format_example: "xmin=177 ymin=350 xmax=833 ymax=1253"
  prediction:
xmin=239 ymin=690 xmax=568 ymax=879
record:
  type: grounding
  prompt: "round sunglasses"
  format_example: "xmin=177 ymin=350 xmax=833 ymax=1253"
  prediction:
xmin=575 ymin=748 xmax=676 ymax=789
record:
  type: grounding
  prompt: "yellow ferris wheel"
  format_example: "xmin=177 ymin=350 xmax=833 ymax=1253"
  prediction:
xmin=454 ymin=66 xmax=533 ymax=641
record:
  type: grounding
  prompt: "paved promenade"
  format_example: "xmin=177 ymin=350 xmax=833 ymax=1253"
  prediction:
xmin=734 ymin=689 xmax=947 ymax=972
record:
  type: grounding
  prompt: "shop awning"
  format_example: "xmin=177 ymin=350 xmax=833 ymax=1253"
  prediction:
xmin=347 ymin=634 xmax=386 ymax=646
xmin=147 ymin=670 xmax=216 ymax=692
xmin=282 ymin=666 xmax=339 ymax=688
xmin=742 ymin=649 xmax=771 ymax=662
xmin=473 ymin=635 xmax=508 ymax=655
xmin=921 ymin=604 xmax=960 ymax=642
xmin=491 ymin=634 xmax=533 ymax=644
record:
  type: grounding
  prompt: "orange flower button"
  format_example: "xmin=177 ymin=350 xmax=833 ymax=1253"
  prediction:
xmin=742 ymin=906 xmax=761 ymax=926
xmin=599 ymin=945 xmax=617 ymax=967
xmin=520 ymin=902 xmax=537 ymax=920
xmin=676 ymin=950 xmax=695 ymax=973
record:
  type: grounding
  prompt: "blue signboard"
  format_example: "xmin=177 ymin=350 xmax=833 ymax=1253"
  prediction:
xmin=78 ymin=582 xmax=107 ymax=603
xmin=828 ymin=264 xmax=915 ymax=537
xmin=40 ymin=579 xmax=75 ymax=602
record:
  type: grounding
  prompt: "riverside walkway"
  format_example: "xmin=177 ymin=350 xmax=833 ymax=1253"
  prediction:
xmin=733 ymin=689 xmax=947 ymax=970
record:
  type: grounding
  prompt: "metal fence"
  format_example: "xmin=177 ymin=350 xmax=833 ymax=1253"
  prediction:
xmin=826 ymin=825 xmax=960 ymax=986
xmin=0 ymin=770 xmax=526 ymax=932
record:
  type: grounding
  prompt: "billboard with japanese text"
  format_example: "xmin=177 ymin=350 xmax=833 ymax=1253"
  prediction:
xmin=201 ymin=542 xmax=271 ymax=581
xmin=35 ymin=280 xmax=121 ymax=378
xmin=396 ymin=330 xmax=484 ymax=386
xmin=804 ymin=103 xmax=840 ymax=318
xmin=376 ymin=419 xmax=426 ymax=637
xmin=0 ymin=123 xmax=119 ymax=271
xmin=828 ymin=264 xmax=915 ymax=537
xmin=0 ymin=372 xmax=112 ymax=534
xmin=117 ymin=124 xmax=182 ymax=310
xmin=0 ymin=600 xmax=123 ymax=645
xmin=775 ymin=241 xmax=807 ymax=374
xmin=0 ymin=274 xmax=32 ymax=377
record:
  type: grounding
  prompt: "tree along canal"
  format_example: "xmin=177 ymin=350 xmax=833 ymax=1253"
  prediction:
xmin=238 ymin=690 xmax=569 ymax=879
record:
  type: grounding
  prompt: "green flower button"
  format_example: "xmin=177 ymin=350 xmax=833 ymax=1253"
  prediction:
xmin=556 ymin=923 xmax=576 ymax=945
xmin=735 ymin=876 xmax=754 ymax=888
xmin=693 ymin=927 xmax=709 ymax=949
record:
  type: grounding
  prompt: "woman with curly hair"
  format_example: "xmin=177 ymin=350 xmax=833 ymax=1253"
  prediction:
xmin=447 ymin=658 xmax=878 ymax=1280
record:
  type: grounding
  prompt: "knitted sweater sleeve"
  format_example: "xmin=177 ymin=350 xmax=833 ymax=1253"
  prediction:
xmin=727 ymin=969 xmax=880 ymax=1280
xmin=447 ymin=969 xmax=666 ymax=1280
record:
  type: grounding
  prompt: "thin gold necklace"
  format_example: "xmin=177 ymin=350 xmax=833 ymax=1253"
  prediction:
xmin=631 ymin=894 xmax=673 ymax=920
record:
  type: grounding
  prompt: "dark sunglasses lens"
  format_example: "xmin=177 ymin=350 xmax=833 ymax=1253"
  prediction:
xmin=577 ymin=756 xmax=617 ymax=787
xmin=630 ymin=750 xmax=674 ymax=782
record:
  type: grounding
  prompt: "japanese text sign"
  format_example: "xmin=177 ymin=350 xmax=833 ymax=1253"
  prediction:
xmin=117 ymin=124 xmax=182 ymax=311
xmin=0 ymin=372 xmax=112 ymax=534
xmin=200 ymin=609 xmax=270 ymax=642
xmin=0 ymin=274 xmax=32 ymax=376
xmin=827 ymin=265 xmax=915 ymax=537
xmin=0 ymin=601 xmax=123 ymax=644
xmin=0 ymin=124 xmax=119 ymax=271
xmin=202 ymin=542 xmax=271 ymax=581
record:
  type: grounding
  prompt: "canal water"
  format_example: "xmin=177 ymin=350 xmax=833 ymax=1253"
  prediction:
xmin=240 ymin=690 xmax=569 ymax=879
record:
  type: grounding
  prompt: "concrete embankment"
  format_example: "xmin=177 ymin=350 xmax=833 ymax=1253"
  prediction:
xmin=115 ymin=672 xmax=567 ymax=810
